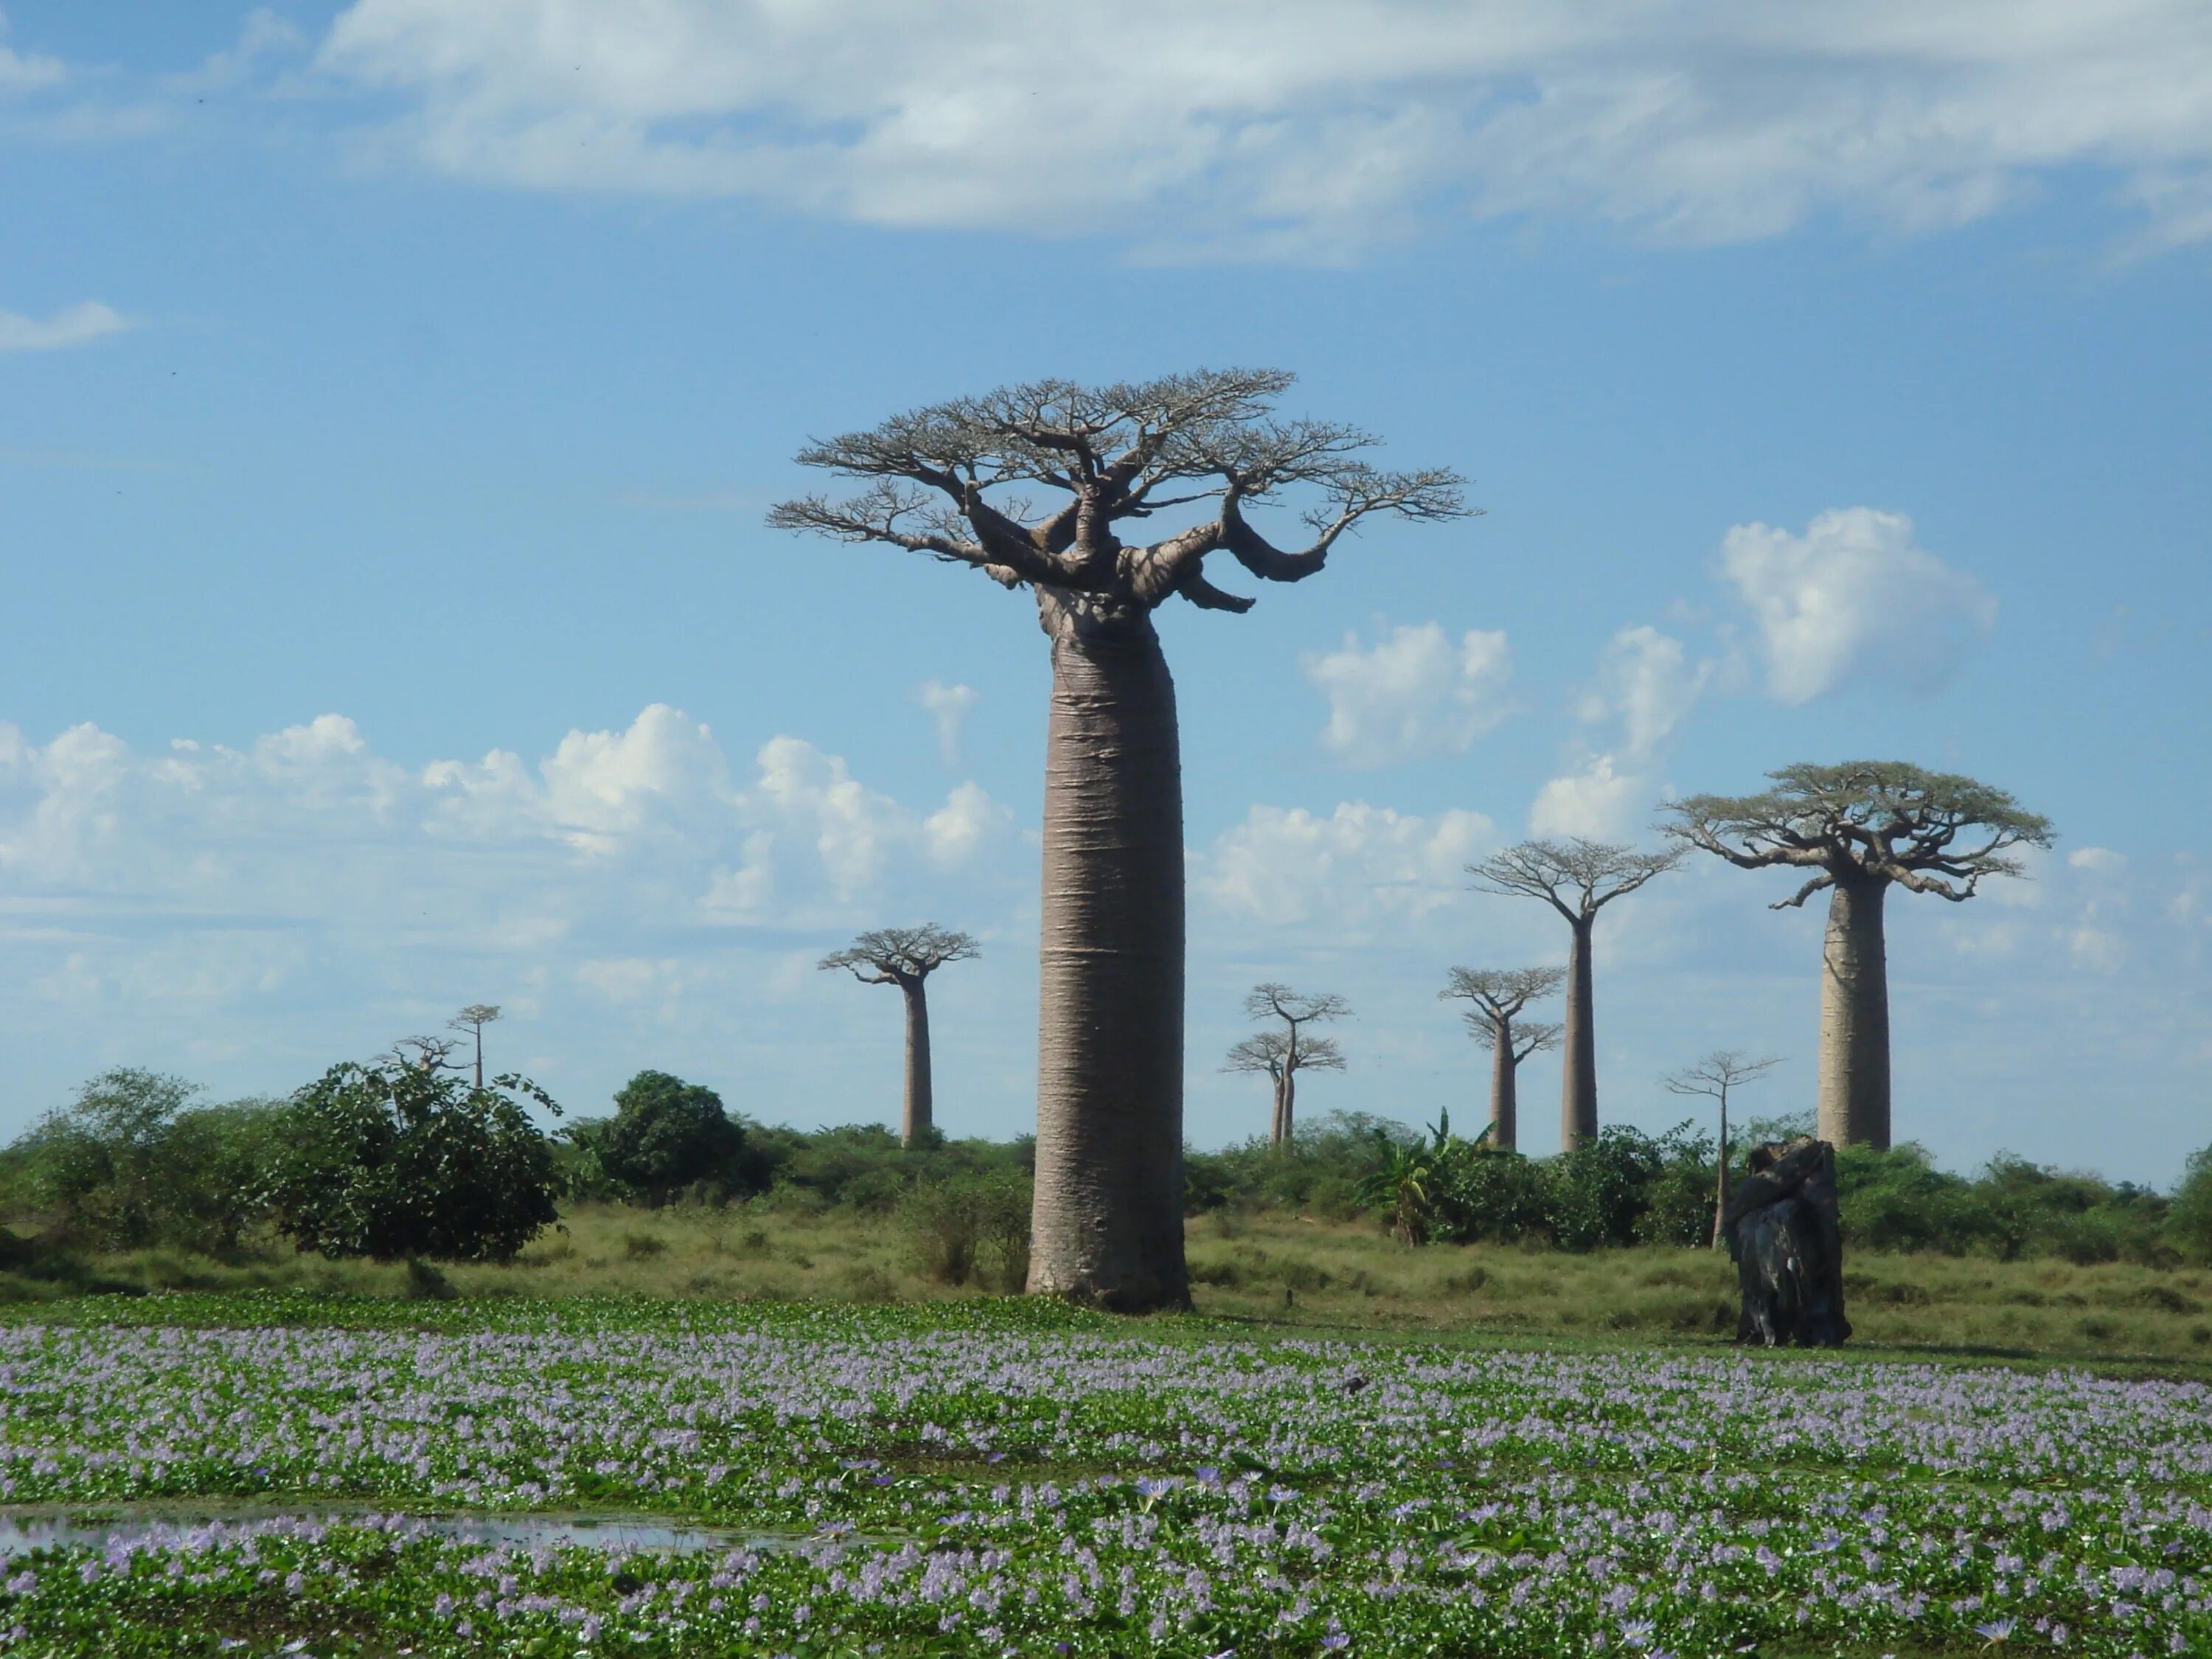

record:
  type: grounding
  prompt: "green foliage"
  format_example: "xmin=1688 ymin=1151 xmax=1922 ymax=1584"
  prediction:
xmin=1 ymin=1069 xmax=291 ymax=1253
xmin=599 ymin=1071 xmax=759 ymax=1205
xmin=268 ymin=1060 xmax=561 ymax=1263
xmin=900 ymin=1169 xmax=1033 ymax=1288
xmin=2172 ymin=1145 xmax=2212 ymax=1265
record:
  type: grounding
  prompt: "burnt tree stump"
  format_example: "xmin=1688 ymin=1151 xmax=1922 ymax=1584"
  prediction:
xmin=1723 ymin=1136 xmax=1851 ymax=1347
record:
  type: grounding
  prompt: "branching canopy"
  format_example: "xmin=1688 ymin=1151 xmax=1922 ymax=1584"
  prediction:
xmin=1661 ymin=761 xmax=2054 ymax=909
xmin=1439 ymin=964 xmax=1565 ymax=1023
xmin=769 ymin=370 xmax=1471 ymax=634
xmin=449 ymin=1004 xmax=501 ymax=1037
xmin=1466 ymin=1017 xmax=1562 ymax=1062
xmin=1663 ymin=1050 xmax=1783 ymax=1101
xmin=1468 ymin=838 xmax=1684 ymax=922
xmin=1244 ymin=982 xmax=1352 ymax=1029
xmin=1222 ymin=1029 xmax=1346 ymax=1079
xmin=819 ymin=924 xmax=981 ymax=987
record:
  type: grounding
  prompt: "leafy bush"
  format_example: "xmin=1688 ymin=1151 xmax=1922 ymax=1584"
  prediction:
xmin=1 ymin=1069 xmax=290 ymax=1253
xmin=901 ymin=1171 xmax=1033 ymax=1289
xmin=600 ymin=1071 xmax=759 ymax=1206
xmin=268 ymin=1060 xmax=561 ymax=1263
xmin=2165 ymin=1145 xmax=2212 ymax=1265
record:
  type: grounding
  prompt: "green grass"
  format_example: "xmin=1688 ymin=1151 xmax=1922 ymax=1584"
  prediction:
xmin=7 ymin=1202 xmax=2211 ymax=1371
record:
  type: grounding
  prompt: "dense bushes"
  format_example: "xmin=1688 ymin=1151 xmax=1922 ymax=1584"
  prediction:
xmin=269 ymin=1060 xmax=563 ymax=1263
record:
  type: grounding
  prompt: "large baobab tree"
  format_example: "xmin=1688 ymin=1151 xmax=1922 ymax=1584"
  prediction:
xmin=1663 ymin=1049 xmax=1781 ymax=1248
xmin=818 ymin=925 xmax=980 ymax=1147
xmin=1223 ymin=983 xmax=1350 ymax=1148
xmin=773 ymin=371 xmax=1467 ymax=1310
xmin=1664 ymin=762 xmax=2051 ymax=1150
xmin=1467 ymin=839 xmax=1681 ymax=1153
xmin=1439 ymin=965 xmax=1564 ymax=1152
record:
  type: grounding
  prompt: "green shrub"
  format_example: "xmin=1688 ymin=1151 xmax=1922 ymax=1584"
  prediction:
xmin=901 ymin=1171 xmax=1032 ymax=1290
xmin=268 ymin=1060 xmax=561 ymax=1263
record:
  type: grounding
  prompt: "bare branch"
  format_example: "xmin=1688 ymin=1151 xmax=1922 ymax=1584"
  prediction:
xmin=819 ymin=924 xmax=981 ymax=985
xmin=1468 ymin=838 xmax=1684 ymax=922
xmin=1664 ymin=1050 xmax=1784 ymax=1101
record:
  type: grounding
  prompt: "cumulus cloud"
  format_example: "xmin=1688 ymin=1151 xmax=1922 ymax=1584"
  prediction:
xmin=0 ymin=301 xmax=133 ymax=355
xmin=0 ymin=706 xmax=1014 ymax=996
xmin=1719 ymin=508 xmax=1994 ymax=704
xmin=0 ymin=9 xmax=62 ymax=94
xmin=1303 ymin=622 xmax=1513 ymax=768
xmin=1195 ymin=800 xmax=1493 ymax=931
xmin=2069 ymin=846 xmax=2127 ymax=874
xmin=1534 ymin=626 xmax=1714 ymax=840
xmin=914 ymin=681 xmax=980 ymax=768
xmin=315 ymin=0 xmax=2212 ymax=257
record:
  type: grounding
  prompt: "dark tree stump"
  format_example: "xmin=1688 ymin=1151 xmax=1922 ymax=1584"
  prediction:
xmin=1723 ymin=1137 xmax=1851 ymax=1348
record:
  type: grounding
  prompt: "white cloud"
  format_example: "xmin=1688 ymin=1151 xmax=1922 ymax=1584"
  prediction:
xmin=1196 ymin=801 xmax=1493 ymax=931
xmin=316 ymin=0 xmax=2212 ymax=257
xmin=1303 ymin=622 xmax=1512 ymax=768
xmin=1718 ymin=508 xmax=1994 ymax=704
xmin=0 ymin=9 xmax=63 ymax=94
xmin=914 ymin=680 xmax=980 ymax=768
xmin=0 ymin=301 xmax=133 ymax=355
xmin=2069 ymin=846 xmax=2127 ymax=874
xmin=0 ymin=706 xmax=1012 ymax=962
xmin=1533 ymin=625 xmax=1713 ymax=841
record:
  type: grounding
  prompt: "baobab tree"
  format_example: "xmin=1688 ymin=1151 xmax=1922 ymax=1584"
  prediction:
xmin=1467 ymin=839 xmax=1681 ymax=1152
xmin=1224 ymin=983 xmax=1350 ymax=1148
xmin=818 ymin=925 xmax=980 ymax=1148
xmin=1663 ymin=1050 xmax=1782 ymax=1248
xmin=773 ymin=371 xmax=1467 ymax=1310
xmin=448 ymin=1004 xmax=502 ymax=1089
xmin=1664 ymin=762 xmax=2051 ymax=1150
xmin=1438 ymin=965 xmax=1565 ymax=1152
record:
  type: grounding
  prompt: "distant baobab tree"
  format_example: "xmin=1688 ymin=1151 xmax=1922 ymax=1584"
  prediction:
xmin=1664 ymin=1049 xmax=1782 ymax=1248
xmin=448 ymin=1004 xmax=502 ymax=1089
xmin=1664 ymin=762 xmax=2051 ymax=1149
xmin=1439 ymin=965 xmax=1565 ymax=1152
xmin=773 ymin=370 xmax=1467 ymax=1310
xmin=818 ymin=925 xmax=980 ymax=1147
xmin=1223 ymin=984 xmax=1350 ymax=1148
xmin=1468 ymin=838 xmax=1682 ymax=1152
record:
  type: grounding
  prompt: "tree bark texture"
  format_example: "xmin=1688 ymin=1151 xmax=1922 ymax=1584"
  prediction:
xmin=1723 ymin=1138 xmax=1851 ymax=1347
xmin=1026 ymin=627 xmax=1190 ymax=1312
xmin=1559 ymin=917 xmax=1598 ymax=1152
xmin=1818 ymin=875 xmax=1891 ymax=1150
xmin=900 ymin=981 xmax=932 ymax=1149
xmin=1271 ymin=1069 xmax=1295 ymax=1150
xmin=1489 ymin=1034 xmax=1517 ymax=1152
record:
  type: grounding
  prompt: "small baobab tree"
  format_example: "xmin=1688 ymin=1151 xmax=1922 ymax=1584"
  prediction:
xmin=1663 ymin=1050 xmax=1782 ymax=1248
xmin=448 ymin=1005 xmax=502 ymax=1089
xmin=1438 ymin=965 xmax=1565 ymax=1152
xmin=1224 ymin=984 xmax=1350 ymax=1148
xmin=818 ymin=925 xmax=980 ymax=1147
xmin=773 ymin=371 xmax=1467 ymax=1310
xmin=1467 ymin=839 xmax=1681 ymax=1152
xmin=1663 ymin=762 xmax=2052 ymax=1150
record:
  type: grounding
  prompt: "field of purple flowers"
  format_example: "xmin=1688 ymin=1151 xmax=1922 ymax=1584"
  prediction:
xmin=0 ymin=1298 xmax=2208 ymax=1657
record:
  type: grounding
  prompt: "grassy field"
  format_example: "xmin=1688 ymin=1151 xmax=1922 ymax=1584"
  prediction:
xmin=11 ymin=1203 xmax=2212 ymax=1369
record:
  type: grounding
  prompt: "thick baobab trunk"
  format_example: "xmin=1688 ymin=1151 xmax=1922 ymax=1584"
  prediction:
xmin=1272 ymin=1069 xmax=1295 ymax=1150
xmin=1027 ymin=622 xmax=1189 ymax=1312
xmin=1559 ymin=915 xmax=1597 ymax=1152
xmin=1489 ymin=1031 xmax=1517 ymax=1152
xmin=1817 ymin=874 xmax=1891 ymax=1150
xmin=900 ymin=981 xmax=931 ymax=1148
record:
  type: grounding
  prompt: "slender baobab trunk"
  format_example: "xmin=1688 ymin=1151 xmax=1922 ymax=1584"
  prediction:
xmin=900 ymin=981 xmax=932 ymax=1148
xmin=1489 ymin=1030 xmax=1517 ymax=1152
xmin=1560 ymin=915 xmax=1598 ymax=1152
xmin=1818 ymin=874 xmax=1891 ymax=1150
xmin=1270 ymin=1069 xmax=1296 ymax=1150
xmin=1711 ymin=1093 xmax=1728 ymax=1250
xmin=1027 ymin=621 xmax=1190 ymax=1312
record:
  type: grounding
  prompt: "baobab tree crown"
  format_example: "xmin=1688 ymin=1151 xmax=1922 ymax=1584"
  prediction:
xmin=1222 ymin=1029 xmax=1346 ymax=1080
xmin=769 ymin=369 xmax=1471 ymax=644
xmin=1468 ymin=838 xmax=1684 ymax=919
xmin=1663 ymin=761 xmax=2053 ymax=908
xmin=818 ymin=924 xmax=980 ymax=985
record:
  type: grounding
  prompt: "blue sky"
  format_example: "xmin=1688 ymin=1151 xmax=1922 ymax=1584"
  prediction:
xmin=4 ymin=1 xmax=2210 ymax=1182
